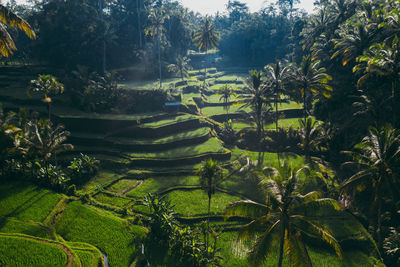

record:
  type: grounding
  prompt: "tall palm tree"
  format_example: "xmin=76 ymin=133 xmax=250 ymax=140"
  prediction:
xmin=240 ymin=70 xmax=270 ymax=139
xmin=0 ymin=3 xmax=36 ymax=57
xmin=193 ymin=17 xmax=220 ymax=89
xmin=197 ymin=158 xmax=223 ymax=251
xmin=28 ymin=75 xmax=64 ymax=120
xmin=264 ymin=60 xmax=290 ymax=130
xmin=167 ymin=55 xmax=192 ymax=81
xmin=342 ymin=125 xmax=400 ymax=247
xmin=146 ymin=8 xmax=168 ymax=88
xmin=225 ymin=162 xmax=343 ymax=267
xmin=298 ymin=117 xmax=323 ymax=163
xmin=289 ymin=56 xmax=333 ymax=120
xmin=218 ymin=84 xmax=235 ymax=116
xmin=331 ymin=22 xmax=376 ymax=67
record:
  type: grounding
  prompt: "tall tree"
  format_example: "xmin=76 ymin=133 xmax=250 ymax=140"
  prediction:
xmin=264 ymin=60 xmax=290 ymax=130
xmin=167 ymin=55 xmax=192 ymax=81
xmin=193 ymin=17 xmax=220 ymax=91
xmin=225 ymin=162 xmax=343 ymax=267
xmin=197 ymin=158 xmax=223 ymax=252
xmin=0 ymin=3 xmax=36 ymax=57
xmin=240 ymin=70 xmax=269 ymax=139
xmin=289 ymin=56 xmax=333 ymax=120
xmin=342 ymin=125 xmax=400 ymax=247
xmin=146 ymin=7 xmax=168 ymax=88
xmin=218 ymin=84 xmax=235 ymax=116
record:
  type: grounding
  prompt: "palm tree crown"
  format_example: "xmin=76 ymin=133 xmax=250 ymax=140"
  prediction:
xmin=0 ymin=4 xmax=36 ymax=57
xmin=225 ymin=162 xmax=343 ymax=267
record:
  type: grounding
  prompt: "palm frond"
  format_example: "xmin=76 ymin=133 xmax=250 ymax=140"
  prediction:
xmin=225 ymin=200 xmax=269 ymax=220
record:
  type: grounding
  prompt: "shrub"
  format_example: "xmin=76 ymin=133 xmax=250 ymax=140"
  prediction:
xmin=68 ymin=153 xmax=100 ymax=185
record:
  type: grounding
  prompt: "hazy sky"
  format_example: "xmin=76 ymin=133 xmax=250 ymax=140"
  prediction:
xmin=179 ymin=0 xmax=316 ymax=15
xmin=5 ymin=0 xmax=316 ymax=14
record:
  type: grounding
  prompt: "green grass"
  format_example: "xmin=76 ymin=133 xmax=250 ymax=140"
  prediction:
xmin=231 ymin=147 xmax=305 ymax=168
xmin=56 ymin=201 xmax=145 ymax=267
xmin=93 ymin=193 xmax=133 ymax=208
xmin=129 ymin=138 xmax=229 ymax=159
xmin=81 ymin=171 xmax=125 ymax=194
xmin=166 ymin=189 xmax=241 ymax=216
xmin=126 ymin=176 xmax=199 ymax=198
xmin=0 ymin=181 xmax=61 ymax=222
xmin=69 ymin=242 xmax=103 ymax=267
xmin=113 ymin=127 xmax=210 ymax=145
xmin=107 ymin=179 xmax=143 ymax=195
xmin=0 ymin=218 xmax=50 ymax=239
xmin=265 ymin=118 xmax=301 ymax=129
xmin=201 ymin=105 xmax=251 ymax=116
xmin=232 ymin=121 xmax=254 ymax=131
xmin=140 ymin=114 xmax=198 ymax=128
xmin=0 ymin=235 xmax=67 ymax=267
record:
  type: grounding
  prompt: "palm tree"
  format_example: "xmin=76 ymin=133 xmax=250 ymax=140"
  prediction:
xmin=342 ymin=125 xmax=400 ymax=247
xmin=331 ymin=23 xmax=376 ymax=67
xmin=146 ymin=8 xmax=168 ymax=88
xmin=264 ymin=60 xmax=290 ymax=130
xmin=193 ymin=17 xmax=220 ymax=89
xmin=225 ymin=162 xmax=343 ymax=267
xmin=289 ymin=56 xmax=333 ymax=120
xmin=197 ymin=158 xmax=223 ymax=251
xmin=21 ymin=119 xmax=73 ymax=165
xmin=0 ymin=3 xmax=36 ymax=57
xmin=298 ymin=117 xmax=323 ymax=163
xmin=240 ymin=70 xmax=269 ymax=139
xmin=218 ymin=84 xmax=235 ymax=116
xmin=167 ymin=55 xmax=192 ymax=81
xmin=28 ymin=75 xmax=64 ymax=120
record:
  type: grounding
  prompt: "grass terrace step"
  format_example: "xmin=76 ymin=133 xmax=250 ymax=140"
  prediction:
xmin=108 ymin=114 xmax=205 ymax=138
xmin=56 ymin=112 xmax=171 ymax=133
xmin=125 ymin=138 xmax=231 ymax=167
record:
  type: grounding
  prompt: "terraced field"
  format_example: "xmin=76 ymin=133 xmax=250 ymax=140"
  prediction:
xmin=0 ymin=65 xmax=383 ymax=266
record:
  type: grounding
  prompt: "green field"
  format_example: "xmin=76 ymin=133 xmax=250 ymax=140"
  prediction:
xmin=0 ymin=235 xmax=68 ymax=267
xmin=128 ymin=138 xmax=229 ymax=159
xmin=56 ymin=201 xmax=145 ymax=267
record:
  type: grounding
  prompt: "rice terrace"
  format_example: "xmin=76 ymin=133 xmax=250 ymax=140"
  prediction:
xmin=0 ymin=0 xmax=399 ymax=266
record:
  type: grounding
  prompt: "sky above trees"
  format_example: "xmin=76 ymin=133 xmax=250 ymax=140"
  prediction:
xmin=179 ymin=0 xmax=316 ymax=15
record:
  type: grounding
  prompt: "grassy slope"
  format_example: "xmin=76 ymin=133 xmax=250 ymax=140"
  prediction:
xmin=166 ymin=189 xmax=240 ymax=216
xmin=129 ymin=138 xmax=228 ymax=159
xmin=0 ymin=235 xmax=67 ymax=267
xmin=0 ymin=181 xmax=61 ymax=222
xmin=56 ymin=201 xmax=145 ymax=267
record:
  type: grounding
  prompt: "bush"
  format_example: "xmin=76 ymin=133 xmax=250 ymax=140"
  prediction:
xmin=68 ymin=153 xmax=100 ymax=185
xmin=36 ymin=163 xmax=70 ymax=192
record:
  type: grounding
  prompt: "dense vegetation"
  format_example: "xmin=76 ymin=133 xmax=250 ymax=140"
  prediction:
xmin=1 ymin=0 xmax=400 ymax=266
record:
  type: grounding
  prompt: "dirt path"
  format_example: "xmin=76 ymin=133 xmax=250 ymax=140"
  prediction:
xmin=0 ymin=233 xmax=75 ymax=267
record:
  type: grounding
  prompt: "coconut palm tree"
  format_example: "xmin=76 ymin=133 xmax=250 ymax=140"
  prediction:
xmin=298 ymin=117 xmax=323 ymax=163
xmin=218 ymin=84 xmax=235 ymax=116
xmin=288 ymin=56 xmax=333 ymax=120
xmin=331 ymin=22 xmax=376 ymax=67
xmin=341 ymin=125 xmax=400 ymax=247
xmin=197 ymin=158 xmax=223 ymax=251
xmin=146 ymin=8 xmax=168 ymax=88
xmin=28 ymin=75 xmax=64 ymax=120
xmin=264 ymin=60 xmax=290 ymax=130
xmin=225 ymin=162 xmax=343 ymax=267
xmin=193 ymin=17 xmax=220 ymax=88
xmin=240 ymin=70 xmax=270 ymax=139
xmin=0 ymin=3 xmax=36 ymax=57
xmin=21 ymin=119 xmax=73 ymax=164
xmin=167 ymin=55 xmax=192 ymax=81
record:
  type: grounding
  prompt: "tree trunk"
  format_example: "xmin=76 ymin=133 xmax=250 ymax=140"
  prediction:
xmin=158 ymin=38 xmax=162 ymax=88
xmin=275 ymin=90 xmax=279 ymax=130
xmin=278 ymin=224 xmax=285 ymax=267
xmin=206 ymin=195 xmax=211 ymax=255
xmin=137 ymin=0 xmax=142 ymax=48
